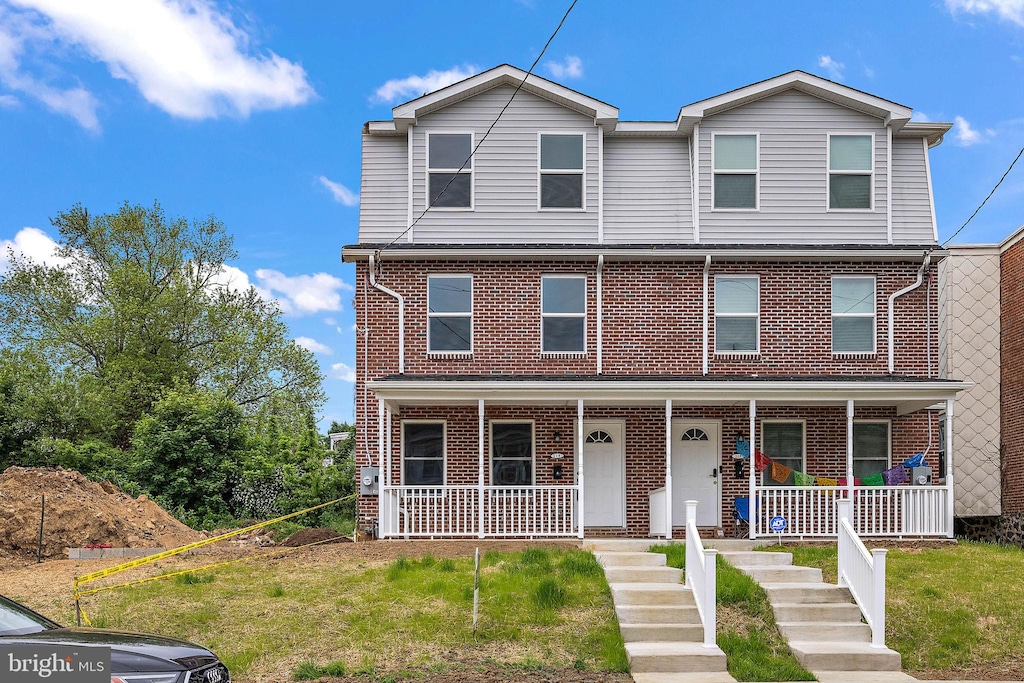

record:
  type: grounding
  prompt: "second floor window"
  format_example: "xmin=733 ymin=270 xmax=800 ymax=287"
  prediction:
xmin=715 ymin=276 xmax=759 ymax=352
xmin=832 ymin=276 xmax=875 ymax=353
xmin=539 ymin=133 xmax=584 ymax=209
xmin=829 ymin=134 xmax=873 ymax=210
xmin=428 ymin=133 xmax=472 ymax=208
xmin=428 ymin=275 xmax=472 ymax=352
xmin=542 ymin=276 xmax=586 ymax=352
xmin=713 ymin=134 xmax=758 ymax=209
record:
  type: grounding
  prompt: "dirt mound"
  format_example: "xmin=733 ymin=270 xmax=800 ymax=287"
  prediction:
xmin=280 ymin=527 xmax=351 ymax=547
xmin=0 ymin=466 xmax=204 ymax=559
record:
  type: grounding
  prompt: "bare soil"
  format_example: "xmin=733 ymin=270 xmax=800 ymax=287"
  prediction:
xmin=279 ymin=527 xmax=351 ymax=547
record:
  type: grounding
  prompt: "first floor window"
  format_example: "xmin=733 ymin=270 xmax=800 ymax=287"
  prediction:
xmin=540 ymin=133 xmax=584 ymax=208
xmin=542 ymin=276 xmax=586 ymax=352
xmin=428 ymin=275 xmax=472 ymax=351
xmin=832 ymin=276 xmax=876 ymax=353
xmin=762 ymin=422 xmax=803 ymax=486
xmin=428 ymin=132 xmax=472 ymax=208
xmin=403 ymin=422 xmax=444 ymax=485
xmin=715 ymin=276 xmax=759 ymax=352
xmin=491 ymin=422 xmax=534 ymax=486
xmin=853 ymin=421 xmax=890 ymax=478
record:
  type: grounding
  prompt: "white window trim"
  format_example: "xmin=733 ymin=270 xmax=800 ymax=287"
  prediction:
xmin=711 ymin=132 xmax=760 ymax=212
xmin=853 ymin=419 xmax=892 ymax=476
xmin=760 ymin=420 xmax=806 ymax=486
xmin=831 ymin=275 xmax=877 ymax=355
xmin=826 ymin=132 xmax=875 ymax=212
xmin=400 ymin=419 xmax=446 ymax=487
xmin=426 ymin=131 xmax=474 ymax=211
xmin=537 ymin=131 xmax=587 ymax=212
xmin=541 ymin=274 xmax=588 ymax=355
xmin=427 ymin=274 xmax=473 ymax=354
xmin=714 ymin=274 xmax=760 ymax=355
xmin=489 ymin=419 xmax=536 ymax=487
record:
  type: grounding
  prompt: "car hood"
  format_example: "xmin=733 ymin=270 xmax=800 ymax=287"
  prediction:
xmin=3 ymin=628 xmax=217 ymax=672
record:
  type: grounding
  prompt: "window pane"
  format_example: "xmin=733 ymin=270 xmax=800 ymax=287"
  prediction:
xmin=854 ymin=423 xmax=888 ymax=459
xmin=830 ymin=135 xmax=871 ymax=171
xmin=493 ymin=459 xmax=533 ymax=486
xmin=829 ymin=174 xmax=871 ymax=209
xmin=715 ymin=317 xmax=757 ymax=351
xmin=714 ymin=174 xmax=756 ymax=208
xmin=763 ymin=423 xmax=802 ymax=486
xmin=405 ymin=423 xmax=443 ymax=458
xmin=429 ymin=172 xmax=471 ymax=207
xmin=429 ymin=134 xmax=471 ymax=169
xmin=543 ymin=277 xmax=586 ymax=313
xmin=543 ymin=318 xmax=585 ymax=352
xmin=716 ymin=277 xmax=758 ymax=314
xmin=833 ymin=317 xmax=873 ymax=352
xmin=832 ymin=278 xmax=875 ymax=315
xmin=405 ymin=459 xmax=444 ymax=485
xmin=493 ymin=423 xmax=532 ymax=458
xmin=429 ymin=277 xmax=472 ymax=313
xmin=714 ymin=135 xmax=756 ymax=170
xmin=541 ymin=174 xmax=583 ymax=208
xmin=541 ymin=134 xmax=583 ymax=170
xmin=429 ymin=317 xmax=471 ymax=351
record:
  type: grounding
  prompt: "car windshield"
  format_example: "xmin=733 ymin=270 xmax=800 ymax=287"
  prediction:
xmin=0 ymin=596 xmax=58 ymax=636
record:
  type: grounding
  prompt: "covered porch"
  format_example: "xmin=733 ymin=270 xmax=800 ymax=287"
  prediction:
xmin=366 ymin=376 xmax=968 ymax=540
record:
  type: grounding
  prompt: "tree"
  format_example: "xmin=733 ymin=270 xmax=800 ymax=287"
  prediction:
xmin=0 ymin=202 xmax=325 ymax=449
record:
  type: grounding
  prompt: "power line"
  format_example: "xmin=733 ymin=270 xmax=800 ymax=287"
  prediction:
xmin=942 ymin=143 xmax=1024 ymax=247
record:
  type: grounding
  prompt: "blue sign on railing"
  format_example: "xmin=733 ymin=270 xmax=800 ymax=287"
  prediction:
xmin=769 ymin=515 xmax=787 ymax=533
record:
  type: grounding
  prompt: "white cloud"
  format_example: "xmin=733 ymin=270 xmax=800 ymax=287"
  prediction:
xmin=330 ymin=362 xmax=356 ymax=383
xmin=318 ymin=175 xmax=359 ymax=207
xmin=371 ymin=65 xmax=478 ymax=105
xmin=0 ymin=226 xmax=68 ymax=274
xmin=294 ymin=336 xmax=333 ymax=355
xmin=3 ymin=0 xmax=314 ymax=128
xmin=0 ymin=93 xmax=19 ymax=107
xmin=954 ymin=115 xmax=986 ymax=145
xmin=817 ymin=55 xmax=845 ymax=81
xmin=911 ymin=110 xmax=933 ymax=123
xmin=546 ymin=55 xmax=582 ymax=80
xmin=254 ymin=269 xmax=352 ymax=316
xmin=323 ymin=317 xmax=336 ymax=326
xmin=946 ymin=0 xmax=1024 ymax=26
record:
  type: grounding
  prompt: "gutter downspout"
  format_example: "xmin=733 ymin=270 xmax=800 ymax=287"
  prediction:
xmin=368 ymin=252 xmax=405 ymax=375
xmin=597 ymin=255 xmax=604 ymax=374
xmin=702 ymin=255 xmax=711 ymax=375
xmin=888 ymin=252 xmax=930 ymax=375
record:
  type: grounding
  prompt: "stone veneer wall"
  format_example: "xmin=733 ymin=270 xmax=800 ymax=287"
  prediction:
xmin=956 ymin=514 xmax=1024 ymax=548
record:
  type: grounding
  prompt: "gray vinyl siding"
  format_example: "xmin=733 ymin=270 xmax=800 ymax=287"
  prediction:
xmin=891 ymin=137 xmax=936 ymax=243
xmin=697 ymin=90 xmax=890 ymax=244
xmin=604 ymin=137 xmax=693 ymax=243
xmin=358 ymin=134 xmax=408 ymax=243
xmin=410 ymin=85 xmax=599 ymax=244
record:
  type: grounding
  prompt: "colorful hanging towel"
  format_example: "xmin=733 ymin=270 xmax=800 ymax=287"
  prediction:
xmin=817 ymin=476 xmax=838 ymax=487
xmin=794 ymin=471 xmax=814 ymax=487
xmin=735 ymin=436 xmax=750 ymax=458
xmin=883 ymin=465 xmax=908 ymax=486
xmin=771 ymin=461 xmax=793 ymax=483
xmin=862 ymin=473 xmax=885 ymax=486
xmin=754 ymin=450 xmax=770 ymax=472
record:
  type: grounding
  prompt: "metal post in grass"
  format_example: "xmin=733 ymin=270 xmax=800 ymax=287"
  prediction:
xmin=472 ymin=547 xmax=480 ymax=639
xmin=37 ymin=494 xmax=45 ymax=563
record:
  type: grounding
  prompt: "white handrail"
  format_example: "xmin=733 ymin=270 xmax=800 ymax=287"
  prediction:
xmin=685 ymin=500 xmax=718 ymax=648
xmin=836 ymin=498 xmax=888 ymax=648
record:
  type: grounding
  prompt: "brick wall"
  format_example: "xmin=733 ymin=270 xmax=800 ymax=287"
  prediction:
xmin=1002 ymin=241 xmax=1024 ymax=512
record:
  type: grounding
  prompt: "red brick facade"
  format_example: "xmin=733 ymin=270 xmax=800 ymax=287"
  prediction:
xmin=1002 ymin=240 xmax=1024 ymax=513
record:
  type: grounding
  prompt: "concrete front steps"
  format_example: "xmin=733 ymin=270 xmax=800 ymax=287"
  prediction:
xmin=587 ymin=540 xmax=732 ymax=682
xmin=720 ymin=550 xmax=902 ymax=673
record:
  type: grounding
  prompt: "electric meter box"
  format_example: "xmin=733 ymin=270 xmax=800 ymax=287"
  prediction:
xmin=909 ymin=466 xmax=932 ymax=486
xmin=360 ymin=466 xmax=380 ymax=495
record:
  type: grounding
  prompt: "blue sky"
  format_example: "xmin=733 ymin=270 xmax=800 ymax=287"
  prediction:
xmin=2 ymin=0 xmax=1023 ymax=426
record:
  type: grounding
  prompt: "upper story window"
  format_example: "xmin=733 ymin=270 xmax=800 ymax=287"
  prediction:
xmin=713 ymin=134 xmax=758 ymax=210
xmin=828 ymin=134 xmax=873 ymax=210
xmin=428 ymin=133 xmax=472 ymax=209
xmin=542 ymin=276 xmax=586 ymax=353
xmin=715 ymin=276 xmax=759 ymax=352
xmin=853 ymin=421 xmax=890 ymax=478
xmin=403 ymin=421 xmax=445 ymax=486
xmin=428 ymin=275 xmax=472 ymax=352
xmin=539 ymin=133 xmax=584 ymax=209
xmin=832 ymin=276 xmax=876 ymax=353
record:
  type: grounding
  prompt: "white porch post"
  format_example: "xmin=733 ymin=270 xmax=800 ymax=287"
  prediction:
xmin=385 ymin=406 xmax=393 ymax=490
xmin=665 ymin=399 xmax=673 ymax=540
xmin=945 ymin=398 xmax=955 ymax=538
xmin=748 ymin=399 xmax=756 ymax=539
xmin=478 ymin=399 xmax=485 ymax=539
xmin=847 ymin=400 xmax=855 ymax=511
xmin=377 ymin=399 xmax=386 ymax=539
xmin=577 ymin=399 xmax=585 ymax=539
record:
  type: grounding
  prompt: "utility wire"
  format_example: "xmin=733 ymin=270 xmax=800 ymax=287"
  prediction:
xmin=942 ymin=143 xmax=1024 ymax=247
xmin=376 ymin=0 xmax=580 ymax=261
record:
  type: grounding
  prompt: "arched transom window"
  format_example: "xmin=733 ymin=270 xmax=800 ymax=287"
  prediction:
xmin=682 ymin=428 xmax=709 ymax=442
xmin=586 ymin=430 xmax=614 ymax=444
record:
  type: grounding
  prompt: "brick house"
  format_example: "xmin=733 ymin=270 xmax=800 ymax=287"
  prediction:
xmin=343 ymin=66 xmax=968 ymax=539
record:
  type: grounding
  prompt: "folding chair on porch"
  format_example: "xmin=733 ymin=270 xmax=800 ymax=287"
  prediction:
xmin=733 ymin=496 xmax=757 ymax=539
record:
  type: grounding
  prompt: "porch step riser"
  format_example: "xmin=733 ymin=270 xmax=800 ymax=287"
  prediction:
xmin=790 ymin=646 xmax=902 ymax=671
xmin=611 ymin=587 xmax=694 ymax=606
xmin=773 ymin=603 xmax=864 ymax=623
xmin=626 ymin=651 xmax=728 ymax=673
xmin=616 ymin=605 xmax=701 ymax=625
xmin=603 ymin=567 xmax=682 ymax=583
xmin=619 ymin=623 xmax=705 ymax=642
xmin=779 ymin=622 xmax=871 ymax=642
xmin=594 ymin=552 xmax=667 ymax=567
xmin=718 ymin=551 xmax=792 ymax=566
xmin=586 ymin=540 xmax=671 ymax=552
xmin=764 ymin=585 xmax=854 ymax=604
xmin=739 ymin=566 xmax=823 ymax=583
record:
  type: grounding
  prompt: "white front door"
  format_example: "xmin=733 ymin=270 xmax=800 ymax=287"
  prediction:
xmin=583 ymin=421 xmax=625 ymax=527
xmin=671 ymin=420 xmax=721 ymax=527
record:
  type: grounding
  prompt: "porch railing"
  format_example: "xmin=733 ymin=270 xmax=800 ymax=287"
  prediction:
xmin=836 ymin=499 xmax=889 ymax=648
xmin=380 ymin=485 xmax=579 ymax=538
xmin=752 ymin=485 xmax=950 ymax=538
xmin=684 ymin=500 xmax=717 ymax=648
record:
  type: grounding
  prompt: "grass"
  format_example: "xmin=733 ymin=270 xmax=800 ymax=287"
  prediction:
xmin=763 ymin=541 xmax=1024 ymax=675
xmin=650 ymin=544 xmax=814 ymax=682
xmin=77 ymin=547 xmax=626 ymax=682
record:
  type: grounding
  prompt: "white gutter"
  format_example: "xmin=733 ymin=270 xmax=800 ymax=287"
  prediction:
xmin=344 ymin=246 xmax=946 ymax=262
xmin=888 ymin=252 xmax=931 ymax=374
xmin=597 ymin=255 xmax=604 ymax=374
xmin=368 ymin=252 xmax=405 ymax=374
xmin=702 ymin=254 xmax=711 ymax=375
